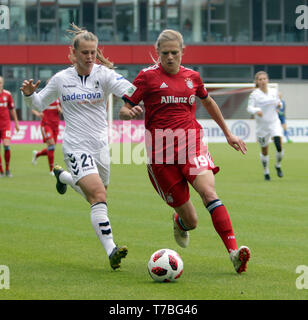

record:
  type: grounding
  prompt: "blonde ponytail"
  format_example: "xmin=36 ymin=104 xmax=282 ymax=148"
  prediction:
xmin=67 ymin=23 xmax=114 ymax=69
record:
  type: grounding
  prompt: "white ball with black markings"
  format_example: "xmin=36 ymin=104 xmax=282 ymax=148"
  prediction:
xmin=148 ymin=248 xmax=183 ymax=282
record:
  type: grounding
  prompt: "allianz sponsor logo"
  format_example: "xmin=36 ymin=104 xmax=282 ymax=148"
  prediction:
xmin=231 ymin=120 xmax=250 ymax=140
xmin=161 ymin=95 xmax=195 ymax=105
xmin=62 ymin=92 xmax=102 ymax=101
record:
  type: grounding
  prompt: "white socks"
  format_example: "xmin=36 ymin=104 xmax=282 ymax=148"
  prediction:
xmin=58 ymin=171 xmax=116 ymax=257
xmin=260 ymin=153 xmax=269 ymax=175
xmin=90 ymin=202 xmax=116 ymax=257
xmin=260 ymin=150 xmax=284 ymax=173
xmin=276 ymin=150 xmax=284 ymax=168
xmin=58 ymin=170 xmax=86 ymax=199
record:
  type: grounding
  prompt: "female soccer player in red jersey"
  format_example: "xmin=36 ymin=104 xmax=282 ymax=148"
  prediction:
xmin=0 ymin=76 xmax=20 ymax=177
xmin=120 ymin=29 xmax=251 ymax=273
xmin=32 ymin=98 xmax=62 ymax=175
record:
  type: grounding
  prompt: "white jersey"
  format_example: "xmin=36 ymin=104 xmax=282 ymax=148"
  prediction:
xmin=247 ymin=87 xmax=281 ymax=124
xmin=247 ymin=87 xmax=283 ymax=139
xmin=24 ymin=64 xmax=132 ymax=153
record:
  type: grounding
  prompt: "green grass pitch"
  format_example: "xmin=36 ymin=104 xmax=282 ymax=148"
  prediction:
xmin=0 ymin=142 xmax=307 ymax=300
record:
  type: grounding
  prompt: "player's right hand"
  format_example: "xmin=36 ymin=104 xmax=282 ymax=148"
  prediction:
xmin=20 ymin=79 xmax=41 ymax=96
xmin=129 ymin=105 xmax=143 ymax=119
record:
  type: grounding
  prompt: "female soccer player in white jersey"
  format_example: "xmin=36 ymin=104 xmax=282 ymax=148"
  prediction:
xmin=247 ymin=71 xmax=284 ymax=181
xmin=119 ymin=29 xmax=250 ymax=274
xmin=20 ymin=24 xmax=131 ymax=270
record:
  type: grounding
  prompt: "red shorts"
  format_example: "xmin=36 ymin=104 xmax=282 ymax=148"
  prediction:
xmin=0 ymin=124 xmax=11 ymax=141
xmin=147 ymin=148 xmax=219 ymax=208
xmin=41 ymin=124 xmax=59 ymax=143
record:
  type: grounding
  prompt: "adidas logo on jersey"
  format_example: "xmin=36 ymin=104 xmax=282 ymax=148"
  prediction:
xmin=160 ymin=82 xmax=168 ymax=89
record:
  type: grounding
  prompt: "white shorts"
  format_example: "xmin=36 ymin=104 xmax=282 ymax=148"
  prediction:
xmin=256 ymin=120 xmax=283 ymax=147
xmin=63 ymin=145 xmax=110 ymax=186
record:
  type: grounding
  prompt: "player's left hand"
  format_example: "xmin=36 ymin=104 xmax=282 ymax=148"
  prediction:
xmin=226 ymin=134 xmax=247 ymax=155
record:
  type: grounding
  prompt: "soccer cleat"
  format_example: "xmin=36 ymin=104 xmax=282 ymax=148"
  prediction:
xmin=109 ymin=246 xmax=128 ymax=270
xmin=5 ymin=170 xmax=13 ymax=178
xmin=32 ymin=150 xmax=38 ymax=165
xmin=264 ymin=174 xmax=271 ymax=181
xmin=49 ymin=171 xmax=55 ymax=176
xmin=173 ymin=213 xmax=190 ymax=248
xmin=0 ymin=172 xmax=4 ymax=178
xmin=230 ymin=246 xmax=250 ymax=274
xmin=275 ymin=166 xmax=283 ymax=178
xmin=53 ymin=165 xmax=67 ymax=194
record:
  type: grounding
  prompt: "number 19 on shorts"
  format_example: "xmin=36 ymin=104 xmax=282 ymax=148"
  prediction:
xmin=193 ymin=155 xmax=210 ymax=169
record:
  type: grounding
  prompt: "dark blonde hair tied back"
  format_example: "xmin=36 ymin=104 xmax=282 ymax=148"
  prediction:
xmin=151 ymin=29 xmax=185 ymax=64
xmin=67 ymin=23 xmax=114 ymax=69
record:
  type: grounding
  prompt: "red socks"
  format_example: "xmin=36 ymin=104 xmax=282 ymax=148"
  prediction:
xmin=36 ymin=148 xmax=48 ymax=157
xmin=206 ymin=199 xmax=238 ymax=253
xmin=0 ymin=153 xmax=3 ymax=174
xmin=4 ymin=147 xmax=10 ymax=171
xmin=36 ymin=147 xmax=55 ymax=171
xmin=47 ymin=148 xmax=54 ymax=171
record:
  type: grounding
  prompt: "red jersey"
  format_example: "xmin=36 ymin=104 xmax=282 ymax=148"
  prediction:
xmin=124 ymin=63 xmax=208 ymax=132
xmin=41 ymin=99 xmax=61 ymax=127
xmin=0 ymin=89 xmax=15 ymax=128
xmin=123 ymin=64 xmax=208 ymax=163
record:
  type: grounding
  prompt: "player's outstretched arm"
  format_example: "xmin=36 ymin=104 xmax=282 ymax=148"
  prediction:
xmin=119 ymin=102 xmax=143 ymax=120
xmin=20 ymin=79 xmax=41 ymax=96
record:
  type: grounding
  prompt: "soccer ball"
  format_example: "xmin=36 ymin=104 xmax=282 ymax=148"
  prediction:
xmin=147 ymin=248 xmax=183 ymax=282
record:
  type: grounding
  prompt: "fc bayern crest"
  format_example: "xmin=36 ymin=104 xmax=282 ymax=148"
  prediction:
xmin=185 ymin=78 xmax=193 ymax=89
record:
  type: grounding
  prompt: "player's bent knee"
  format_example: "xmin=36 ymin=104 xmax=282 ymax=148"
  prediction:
xmin=186 ymin=216 xmax=198 ymax=230
xmin=81 ymin=184 xmax=107 ymax=204
xmin=89 ymin=189 xmax=106 ymax=204
xmin=176 ymin=203 xmax=198 ymax=230
xmin=200 ymin=191 xmax=218 ymax=206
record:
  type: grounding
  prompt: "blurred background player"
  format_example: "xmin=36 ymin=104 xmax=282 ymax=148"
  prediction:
xmin=32 ymin=97 xmax=62 ymax=175
xmin=247 ymin=71 xmax=284 ymax=181
xmin=0 ymin=75 xmax=20 ymax=177
xmin=278 ymin=92 xmax=292 ymax=143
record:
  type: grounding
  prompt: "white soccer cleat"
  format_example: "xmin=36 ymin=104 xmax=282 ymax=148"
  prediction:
xmin=32 ymin=150 xmax=38 ymax=165
xmin=173 ymin=213 xmax=190 ymax=248
xmin=49 ymin=171 xmax=55 ymax=176
xmin=230 ymin=246 xmax=250 ymax=274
